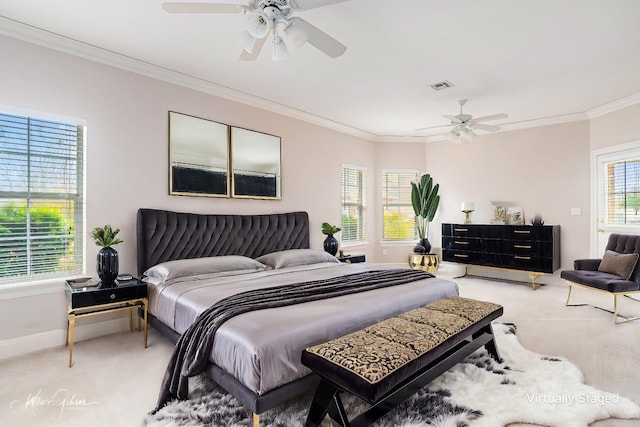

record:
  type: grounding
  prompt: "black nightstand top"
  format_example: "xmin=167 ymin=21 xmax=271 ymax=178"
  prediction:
xmin=65 ymin=277 xmax=147 ymax=309
xmin=337 ymin=254 xmax=366 ymax=264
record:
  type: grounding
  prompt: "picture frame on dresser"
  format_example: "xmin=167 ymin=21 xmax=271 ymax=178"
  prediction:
xmin=507 ymin=207 xmax=525 ymax=225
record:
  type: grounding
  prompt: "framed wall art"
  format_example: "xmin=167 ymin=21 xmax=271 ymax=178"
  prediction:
xmin=230 ymin=126 xmax=281 ymax=199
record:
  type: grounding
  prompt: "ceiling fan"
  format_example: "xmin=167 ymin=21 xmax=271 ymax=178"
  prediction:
xmin=416 ymin=100 xmax=508 ymax=142
xmin=161 ymin=0 xmax=349 ymax=61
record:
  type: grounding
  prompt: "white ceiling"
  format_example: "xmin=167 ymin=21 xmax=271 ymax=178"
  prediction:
xmin=1 ymin=0 xmax=640 ymax=141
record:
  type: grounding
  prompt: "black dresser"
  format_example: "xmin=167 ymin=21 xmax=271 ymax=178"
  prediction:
xmin=442 ymin=223 xmax=560 ymax=289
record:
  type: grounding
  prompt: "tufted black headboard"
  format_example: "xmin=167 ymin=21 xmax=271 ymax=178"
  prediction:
xmin=136 ymin=208 xmax=310 ymax=276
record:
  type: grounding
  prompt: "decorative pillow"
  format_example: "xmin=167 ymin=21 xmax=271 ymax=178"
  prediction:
xmin=144 ymin=255 xmax=266 ymax=281
xmin=598 ymin=250 xmax=639 ymax=280
xmin=256 ymin=249 xmax=340 ymax=269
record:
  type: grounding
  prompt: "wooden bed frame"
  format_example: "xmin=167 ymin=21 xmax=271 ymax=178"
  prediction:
xmin=136 ymin=208 xmax=318 ymax=419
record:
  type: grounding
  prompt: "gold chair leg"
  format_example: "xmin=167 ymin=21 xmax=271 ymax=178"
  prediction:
xmin=565 ymin=283 xmax=573 ymax=306
xmin=253 ymin=413 xmax=259 ymax=427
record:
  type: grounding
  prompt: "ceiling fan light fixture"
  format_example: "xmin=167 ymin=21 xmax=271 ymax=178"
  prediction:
xmin=284 ymin=23 xmax=308 ymax=49
xmin=272 ymin=34 xmax=289 ymax=61
xmin=237 ymin=30 xmax=256 ymax=50
xmin=247 ymin=13 xmax=270 ymax=38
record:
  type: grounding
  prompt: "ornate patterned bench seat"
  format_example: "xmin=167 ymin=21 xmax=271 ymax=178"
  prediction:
xmin=301 ymin=296 xmax=503 ymax=427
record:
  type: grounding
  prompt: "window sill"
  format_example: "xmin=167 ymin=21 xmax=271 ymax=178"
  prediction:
xmin=0 ymin=278 xmax=67 ymax=301
xmin=340 ymin=241 xmax=368 ymax=248
xmin=380 ymin=240 xmax=417 ymax=246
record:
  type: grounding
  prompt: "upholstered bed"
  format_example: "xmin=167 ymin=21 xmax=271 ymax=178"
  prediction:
xmin=137 ymin=208 xmax=459 ymax=416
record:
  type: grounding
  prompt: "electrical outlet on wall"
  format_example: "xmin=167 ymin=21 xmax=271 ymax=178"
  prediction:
xmin=571 ymin=208 xmax=581 ymax=216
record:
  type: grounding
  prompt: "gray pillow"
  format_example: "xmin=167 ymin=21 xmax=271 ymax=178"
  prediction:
xmin=598 ymin=250 xmax=639 ymax=280
xmin=256 ymin=249 xmax=340 ymax=269
xmin=144 ymin=255 xmax=266 ymax=281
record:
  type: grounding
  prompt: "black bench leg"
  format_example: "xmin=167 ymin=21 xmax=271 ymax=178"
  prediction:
xmin=305 ymin=379 xmax=343 ymax=427
xmin=473 ymin=324 xmax=502 ymax=362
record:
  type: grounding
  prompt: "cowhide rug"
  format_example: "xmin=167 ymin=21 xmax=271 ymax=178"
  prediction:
xmin=145 ymin=323 xmax=640 ymax=427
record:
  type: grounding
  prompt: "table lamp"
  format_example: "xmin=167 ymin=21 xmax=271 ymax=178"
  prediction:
xmin=461 ymin=202 xmax=475 ymax=224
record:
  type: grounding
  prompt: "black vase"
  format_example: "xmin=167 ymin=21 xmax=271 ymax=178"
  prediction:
xmin=413 ymin=237 xmax=432 ymax=254
xmin=323 ymin=234 xmax=339 ymax=256
xmin=97 ymin=246 xmax=119 ymax=284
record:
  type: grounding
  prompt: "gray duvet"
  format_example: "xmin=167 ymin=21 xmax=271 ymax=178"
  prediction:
xmin=147 ymin=262 xmax=459 ymax=395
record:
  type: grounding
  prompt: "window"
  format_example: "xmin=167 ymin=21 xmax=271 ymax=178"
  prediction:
xmin=382 ymin=170 xmax=419 ymax=240
xmin=0 ymin=112 xmax=85 ymax=285
xmin=606 ymin=158 xmax=640 ymax=225
xmin=341 ymin=166 xmax=366 ymax=243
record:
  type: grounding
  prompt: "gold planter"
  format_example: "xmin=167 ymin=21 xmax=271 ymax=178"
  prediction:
xmin=409 ymin=253 xmax=439 ymax=274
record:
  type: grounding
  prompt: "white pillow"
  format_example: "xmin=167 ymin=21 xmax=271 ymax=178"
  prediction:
xmin=144 ymin=255 xmax=266 ymax=281
xmin=256 ymin=249 xmax=340 ymax=269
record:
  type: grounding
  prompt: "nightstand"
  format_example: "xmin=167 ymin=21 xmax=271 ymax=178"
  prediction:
xmin=65 ymin=277 xmax=148 ymax=367
xmin=337 ymin=254 xmax=366 ymax=264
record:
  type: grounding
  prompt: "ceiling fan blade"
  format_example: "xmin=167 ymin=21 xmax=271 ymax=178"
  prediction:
xmin=443 ymin=114 xmax=462 ymax=124
xmin=414 ymin=123 xmax=454 ymax=132
xmin=289 ymin=17 xmax=347 ymax=58
xmin=468 ymin=122 xmax=500 ymax=132
xmin=471 ymin=113 xmax=508 ymax=122
xmin=162 ymin=2 xmax=245 ymax=14
xmin=290 ymin=0 xmax=350 ymax=11
xmin=238 ymin=36 xmax=266 ymax=61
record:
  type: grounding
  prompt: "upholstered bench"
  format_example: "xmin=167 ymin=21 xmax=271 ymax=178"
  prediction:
xmin=301 ymin=296 xmax=503 ymax=427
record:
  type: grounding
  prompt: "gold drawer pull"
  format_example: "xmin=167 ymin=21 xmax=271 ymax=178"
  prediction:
xmin=514 ymin=230 xmax=531 ymax=234
xmin=110 ymin=294 xmax=116 ymax=300
xmin=454 ymin=241 xmax=470 ymax=245
xmin=514 ymin=245 xmax=532 ymax=249
xmin=454 ymin=228 xmax=469 ymax=232
xmin=454 ymin=254 xmax=469 ymax=258
xmin=514 ymin=255 xmax=531 ymax=260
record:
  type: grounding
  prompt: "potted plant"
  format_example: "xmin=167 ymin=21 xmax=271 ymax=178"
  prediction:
xmin=411 ymin=174 xmax=440 ymax=254
xmin=321 ymin=222 xmax=341 ymax=256
xmin=91 ymin=225 xmax=123 ymax=284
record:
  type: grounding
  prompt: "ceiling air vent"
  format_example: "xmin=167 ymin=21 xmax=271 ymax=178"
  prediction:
xmin=429 ymin=80 xmax=454 ymax=91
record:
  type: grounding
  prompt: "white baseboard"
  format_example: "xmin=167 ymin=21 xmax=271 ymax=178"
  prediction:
xmin=0 ymin=317 xmax=132 ymax=360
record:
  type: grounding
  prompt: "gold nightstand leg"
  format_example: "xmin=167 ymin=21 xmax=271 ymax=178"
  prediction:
xmin=68 ymin=313 xmax=75 ymax=368
xmin=143 ymin=299 xmax=148 ymax=348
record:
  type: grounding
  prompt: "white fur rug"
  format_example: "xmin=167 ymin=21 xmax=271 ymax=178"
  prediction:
xmin=146 ymin=323 xmax=640 ymax=427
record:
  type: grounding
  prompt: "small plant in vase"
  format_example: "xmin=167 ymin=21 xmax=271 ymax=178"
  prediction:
xmin=321 ymin=222 xmax=341 ymax=256
xmin=91 ymin=225 xmax=123 ymax=284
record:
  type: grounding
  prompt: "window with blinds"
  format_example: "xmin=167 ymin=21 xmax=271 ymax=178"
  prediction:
xmin=382 ymin=170 xmax=419 ymax=240
xmin=341 ymin=166 xmax=366 ymax=243
xmin=0 ymin=112 xmax=85 ymax=285
xmin=606 ymin=158 xmax=640 ymax=225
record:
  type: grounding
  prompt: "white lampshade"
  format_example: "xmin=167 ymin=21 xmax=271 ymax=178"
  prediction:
xmin=284 ymin=24 xmax=308 ymax=49
xmin=247 ymin=13 xmax=270 ymax=38
xmin=461 ymin=202 xmax=475 ymax=212
xmin=272 ymin=35 xmax=289 ymax=61
xmin=237 ymin=30 xmax=256 ymax=51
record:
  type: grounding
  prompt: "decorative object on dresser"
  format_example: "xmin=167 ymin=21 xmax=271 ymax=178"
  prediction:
xmin=321 ymin=222 xmax=341 ymax=256
xmin=442 ymin=223 xmax=560 ymax=290
xmin=410 ymin=173 xmax=440 ymax=254
xmin=90 ymin=224 xmax=123 ymax=284
xmin=506 ymin=206 xmax=525 ymax=224
xmin=65 ymin=276 xmax=148 ymax=367
xmin=561 ymin=233 xmax=640 ymax=324
xmin=461 ymin=202 xmax=475 ymax=224
xmin=531 ymin=214 xmax=544 ymax=225
xmin=491 ymin=204 xmax=506 ymax=224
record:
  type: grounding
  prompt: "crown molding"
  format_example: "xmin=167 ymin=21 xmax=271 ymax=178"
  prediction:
xmin=0 ymin=16 xmax=377 ymax=141
xmin=586 ymin=92 xmax=640 ymax=119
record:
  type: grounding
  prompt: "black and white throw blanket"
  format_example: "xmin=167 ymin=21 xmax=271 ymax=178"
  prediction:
xmin=147 ymin=323 xmax=640 ymax=427
xmin=154 ymin=269 xmax=434 ymax=411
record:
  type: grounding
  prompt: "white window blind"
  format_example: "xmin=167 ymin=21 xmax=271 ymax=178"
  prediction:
xmin=606 ymin=158 xmax=640 ymax=225
xmin=0 ymin=112 xmax=85 ymax=285
xmin=341 ymin=166 xmax=366 ymax=243
xmin=382 ymin=170 xmax=419 ymax=240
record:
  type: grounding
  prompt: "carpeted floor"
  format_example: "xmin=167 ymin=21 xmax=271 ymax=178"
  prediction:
xmin=2 ymin=266 xmax=640 ymax=426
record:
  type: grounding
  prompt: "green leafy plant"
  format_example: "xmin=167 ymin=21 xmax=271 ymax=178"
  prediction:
xmin=411 ymin=173 xmax=440 ymax=239
xmin=91 ymin=225 xmax=123 ymax=248
xmin=321 ymin=222 xmax=341 ymax=236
